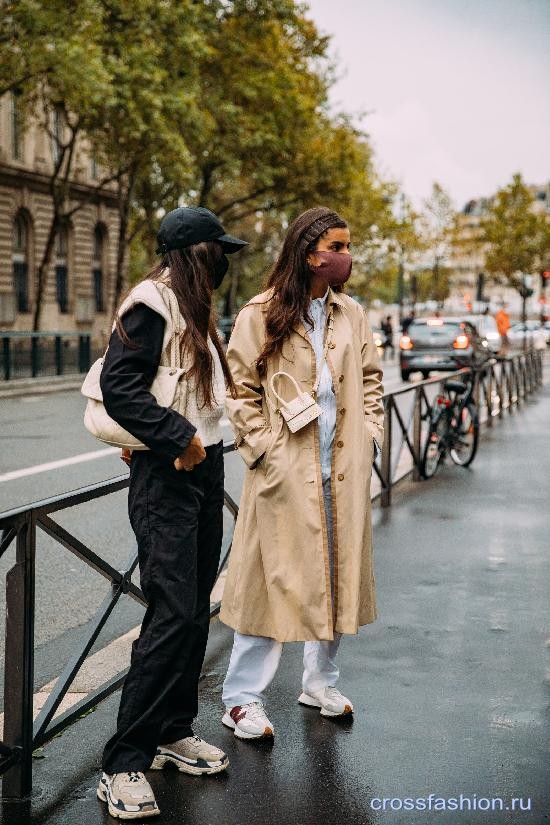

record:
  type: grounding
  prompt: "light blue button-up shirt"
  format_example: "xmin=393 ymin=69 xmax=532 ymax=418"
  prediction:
xmin=304 ymin=289 xmax=336 ymax=483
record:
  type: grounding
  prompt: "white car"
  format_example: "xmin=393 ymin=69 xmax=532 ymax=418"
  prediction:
xmin=466 ymin=315 xmax=502 ymax=354
xmin=507 ymin=322 xmax=547 ymax=350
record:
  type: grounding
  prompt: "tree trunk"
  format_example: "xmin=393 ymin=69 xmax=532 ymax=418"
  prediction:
xmin=112 ymin=167 xmax=136 ymax=315
xmin=32 ymin=215 xmax=59 ymax=331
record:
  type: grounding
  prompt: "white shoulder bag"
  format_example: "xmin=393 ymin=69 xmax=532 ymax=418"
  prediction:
xmin=81 ymin=285 xmax=189 ymax=449
xmin=268 ymin=314 xmax=333 ymax=433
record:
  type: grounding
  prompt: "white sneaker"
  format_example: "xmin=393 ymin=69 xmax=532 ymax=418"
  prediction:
xmin=151 ymin=735 xmax=229 ymax=775
xmin=97 ymin=771 xmax=160 ymax=819
xmin=222 ymin=701 xmax=275 ymax=739
xmin=298 ymin=686 xmax=354 ymax=717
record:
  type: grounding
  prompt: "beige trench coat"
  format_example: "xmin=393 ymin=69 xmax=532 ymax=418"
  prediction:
xmin=219 ymin=288 xmax=384 ymax=642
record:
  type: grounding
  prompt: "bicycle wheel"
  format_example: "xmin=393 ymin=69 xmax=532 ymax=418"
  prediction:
xmin=422 ymin=409 xmax=448 ymax=478
xmin=449 ymin=402 xmax=479 ymax=467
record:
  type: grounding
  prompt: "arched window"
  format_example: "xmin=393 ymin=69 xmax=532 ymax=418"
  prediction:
xmin=13 ymin=213 xmax=29 ymax=312
xmin=55 ymin=225 xmax=69 ymax=313
xmin=92 ymin=225 xmax=106 ymax=312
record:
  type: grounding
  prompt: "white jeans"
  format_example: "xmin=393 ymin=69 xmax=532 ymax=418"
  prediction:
xmin=222 ymin=631 xmax=343 ymax=708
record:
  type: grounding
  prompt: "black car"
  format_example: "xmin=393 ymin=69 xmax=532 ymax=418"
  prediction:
xmin=399 ymin=317 xmax=489 ymax=381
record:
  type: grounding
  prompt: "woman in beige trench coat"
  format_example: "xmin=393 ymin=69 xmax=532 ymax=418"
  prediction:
xmin=219 ymin=207 xmax=384 ymax=739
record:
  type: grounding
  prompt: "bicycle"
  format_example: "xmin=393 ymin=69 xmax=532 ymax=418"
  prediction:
xmin=421 ymin=372 xmax=480 ymax=479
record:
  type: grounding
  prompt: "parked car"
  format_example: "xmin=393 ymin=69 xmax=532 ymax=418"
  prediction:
xmin=466 ymin=314 xmax=502 ymax=354
xmin=507 ymin=321 xmax=547 ymax=351
xmin=399 ymin=317 xmax=489 ymax=381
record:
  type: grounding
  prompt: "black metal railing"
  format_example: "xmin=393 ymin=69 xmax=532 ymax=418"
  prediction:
xmin=1 ymin=332 xmax=93 ymax=381
xmin=374 ymin=350 xmax=543 ymax=506
xmin=0 ymin=349 xmax=543 ymax=799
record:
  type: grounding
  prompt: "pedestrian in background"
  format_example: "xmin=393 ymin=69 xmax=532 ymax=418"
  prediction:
xmin=496 ymin=304 xmax=511 ymax=350
xmin=97 ymin=207 xmax=247 ymax=819
xmin=401 ymin=309 xmax=415 ymax=334
xmin=381 ymin=314 xmax=394 ymax=360
xmin=219 ymin=206 xmax=384 ymax=740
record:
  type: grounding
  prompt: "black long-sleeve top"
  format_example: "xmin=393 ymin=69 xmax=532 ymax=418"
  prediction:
xmin=100 ymin=304 xmax=196 ymax=463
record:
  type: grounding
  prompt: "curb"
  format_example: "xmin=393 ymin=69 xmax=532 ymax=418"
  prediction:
xmin=0 ymin=375 xmax=83 ymax=400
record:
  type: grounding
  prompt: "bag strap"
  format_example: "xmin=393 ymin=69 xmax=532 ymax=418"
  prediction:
xmin=267 ymin=308 xmax=335 ymax=409
xmin=269 ymin=371 xmax=305 ymax=406
xmin=311 ymin=310 xmax=334 ymax=396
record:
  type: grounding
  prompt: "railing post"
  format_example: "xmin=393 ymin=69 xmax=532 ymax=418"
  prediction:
xmin=2 ymin=337 xmax=10 ymax=381
xmin=54 ymin=335 xmax=63 ymax=376
xmin=380 ymin=396 xmax=392 ymax=507
xmin=497 ymin=359 xmax=505 ymax=418
xmin=486 ymin=365 xmax=494 ymax=427
xmin=78 ymin=335 xmax=91 ymax=373
xmin=30 ymin=337 xmax=39 ymax=379
xmin=412 ymin=387 xmax=422 ymax=481
xmin=2 ymin=515 xmax=36 ymax=799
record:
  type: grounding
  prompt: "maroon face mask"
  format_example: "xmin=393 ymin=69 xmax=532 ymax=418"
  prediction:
xmin=308 ymin=250 xmax=352 ymax=284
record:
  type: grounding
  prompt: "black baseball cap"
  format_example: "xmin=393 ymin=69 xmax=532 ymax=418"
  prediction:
xmin=156 ymin=206 xmax=248 ymax=255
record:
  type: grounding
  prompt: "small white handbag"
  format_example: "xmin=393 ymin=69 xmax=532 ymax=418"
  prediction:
xmin=268 ymin=315 xmax=334 ymax=433
xmin=269 ymin=371 xmax=322 ymax=432
xmin=81 ymin=286 xmax=188 ymax=449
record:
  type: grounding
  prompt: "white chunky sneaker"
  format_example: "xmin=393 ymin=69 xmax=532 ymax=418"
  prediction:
xmin=222 ymin=701 xmax=275 ymax=739
xmin=151 ymin=735 xmax=229 ymax=775
xmin=97 ymin=771 xmax=160 ymax=819
xmin=298 ymin=686 xmax=354 ymax=717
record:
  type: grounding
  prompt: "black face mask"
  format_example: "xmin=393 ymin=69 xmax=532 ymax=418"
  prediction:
xmin=213 ymin=254 xmax=229 ymax=289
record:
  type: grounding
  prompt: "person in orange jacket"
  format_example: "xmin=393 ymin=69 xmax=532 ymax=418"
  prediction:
xmin=495 ymin=305 xmax=511 ymax=349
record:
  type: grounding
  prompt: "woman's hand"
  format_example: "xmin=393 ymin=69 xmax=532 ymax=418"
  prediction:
xmin=174 ymin=434 xmax=206 ymax=471
xmin=120 ymin=449 xmax=132 ymax=467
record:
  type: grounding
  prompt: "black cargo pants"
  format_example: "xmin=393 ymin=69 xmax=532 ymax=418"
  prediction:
xmin=102 ymin=441 xmax=224 ymax=773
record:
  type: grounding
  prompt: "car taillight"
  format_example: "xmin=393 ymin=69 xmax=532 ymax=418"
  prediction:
xmin=400 ymin=335 xmax=413 ymax=350
xmin=453 ymin=334 xmax=469 ymax=349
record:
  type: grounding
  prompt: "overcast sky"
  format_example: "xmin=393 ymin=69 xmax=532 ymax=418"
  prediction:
xmin=305 ymin=0 xmax=550 ymax=210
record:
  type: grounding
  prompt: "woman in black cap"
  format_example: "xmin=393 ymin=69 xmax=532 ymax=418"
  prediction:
xmin=97 ymin=207 xmax=247 ymax=820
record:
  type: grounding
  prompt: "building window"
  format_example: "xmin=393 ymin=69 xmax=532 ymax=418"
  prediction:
xmin=55 ymin=225 xmax=69 ymax=313
xmin=90 ymin=155 xmax=98 ymax=180
xmin=11 ymin=92 xmax=23 ymax=160
xmin=13 ymin=213 xmax=29 ymax=312
xmin=92 ymin=225 xmax=105 ymax=312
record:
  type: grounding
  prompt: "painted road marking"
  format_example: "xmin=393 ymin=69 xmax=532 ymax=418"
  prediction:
xmin=0 ymin=447 xmax=120 ymax=483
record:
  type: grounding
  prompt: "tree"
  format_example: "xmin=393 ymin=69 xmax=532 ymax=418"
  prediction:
xmin=419 ymin=182 xmax=455 ymax=306
xmin=482 ymin=174 xmax=543 ymax=324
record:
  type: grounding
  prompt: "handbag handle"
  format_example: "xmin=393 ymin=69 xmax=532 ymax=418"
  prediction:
xmin=269 ymin=371 xmax=304 ymax=406
xmin=268 ymin=310 xmax=335 ymax=408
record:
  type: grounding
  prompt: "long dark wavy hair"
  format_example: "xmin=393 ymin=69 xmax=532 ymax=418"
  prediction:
xmin=256 ymin=206 xmax=347 ymax=374
xmin=115 ymin=241 xmax=236 ymax=407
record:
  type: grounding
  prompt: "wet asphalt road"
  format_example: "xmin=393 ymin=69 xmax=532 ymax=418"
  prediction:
xmin=1 ymin=374 xmax=549 ymax=825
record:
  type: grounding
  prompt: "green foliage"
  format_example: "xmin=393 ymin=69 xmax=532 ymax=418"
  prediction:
xmin=482 ymin=173 xmax=544 ymax=291
xmin=3 ymin=0 xmax=401 ymax=314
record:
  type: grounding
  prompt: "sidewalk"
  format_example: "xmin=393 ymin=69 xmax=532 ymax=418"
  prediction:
xmin=2 ymin=383 xmax=549 ymax=825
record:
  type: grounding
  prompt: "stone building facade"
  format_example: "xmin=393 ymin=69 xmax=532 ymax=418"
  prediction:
xmin=0 ymin=93 xmax=124 ymax=346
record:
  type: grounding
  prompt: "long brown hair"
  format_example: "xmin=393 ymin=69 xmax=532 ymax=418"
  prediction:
xmin=256 ymin=206 xmax=347 ymax=374
xmin=115 ymin=241 xmax=236 ymax=407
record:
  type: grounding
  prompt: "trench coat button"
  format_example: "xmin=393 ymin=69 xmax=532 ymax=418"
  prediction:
xmin=329 ymin=342 xmax=336 ymax=349
xmin=338 ymin=374 xmax=344 ymax=383
xmin=340 ymin=407 xmax=346 ymax=415
xmin=337 ymin=473 xmax=344 ymax=481
xmin=337 ymin=440 xmax=344 ymax=448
